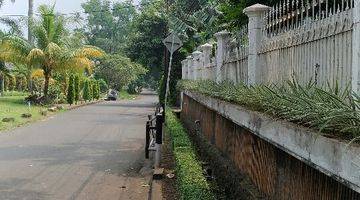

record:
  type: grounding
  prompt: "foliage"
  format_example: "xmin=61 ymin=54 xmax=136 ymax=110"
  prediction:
xmin=178 ymin=80 xmax=360 ymax=139
xmin=91 ymin=80 xmax=100 ymax=100
xmin=165 ymin=109 xmax=215 ymax=200
xmin=158 ymin=75 xmax=165 ymax=104
xmin=83 ymin=79 xmax=91 ymax=101
xmin=74 ymin=75 xmax=80 ymax=103
xmin=97 ymin=78 xmax=108 ymax=93
xmin=95 ymin=54 xmax=147 ymax=91
xmin=126 ymin=0 xmax=168 ymax=86
xmin=0 ymin=4 xmax=104 ymax=100
xmin=82 ymin=0 xmax=136 ymax=54
xmin=219 ymin=0 xmax=280 ymax=31
xmin=67 ymin=74 xmax=75 ymax=105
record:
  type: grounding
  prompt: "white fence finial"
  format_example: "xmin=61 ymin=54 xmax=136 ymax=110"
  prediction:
xmin=214 ymin=30 xmax=230 ymax=83
xmin=192 ymin=51 xmax=202 ymax=80
xmin=244 ymin=4 xmax=270 ymax=85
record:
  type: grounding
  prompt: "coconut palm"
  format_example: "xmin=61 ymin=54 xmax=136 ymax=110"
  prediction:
xmin=0 ymin=4 xmax=103 ymax=99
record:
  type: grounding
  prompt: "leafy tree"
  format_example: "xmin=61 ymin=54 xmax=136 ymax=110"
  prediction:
xmin=126 ymin=0 xmax=168 ymax=86
xmin=219 ymin=0 xmax=281 ymax=31
xmin=0 ymin=4 xmax=103 ymax=100
xmin=74 ymin=75 xmax=80 ymax=103
xmin=67 ymin=74 xmax=75 ymax=105
xmin=82 ymin=0 xmax=137 ymax=54
xmin=95 ymin=54 xmax=147 ymax=90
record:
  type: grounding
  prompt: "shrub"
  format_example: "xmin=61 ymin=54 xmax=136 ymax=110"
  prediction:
xmin=91 ymin=80 xmax=98 ymax=99
xmin=74 ymin=75 xmax=80 ymax=103
xmin=83 ymin=79 xmax=91 ymax=102
xmin=97 ymin=78 xmax=108 ymax=93
xmin=67 ymin=75 xmax=75 ymax=105
xmin=166 ymin=110 xmax=215 ymax=200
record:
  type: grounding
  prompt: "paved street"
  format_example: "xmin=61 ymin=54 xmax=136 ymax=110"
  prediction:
xmin=0 ymin=91 xmax=157 ymax=200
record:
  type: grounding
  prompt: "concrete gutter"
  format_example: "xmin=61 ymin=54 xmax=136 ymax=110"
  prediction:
xmin=184 ymin=90 xmax=360 ymax=193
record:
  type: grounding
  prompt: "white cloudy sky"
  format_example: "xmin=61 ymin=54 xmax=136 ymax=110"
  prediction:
xmin=0 ymin=0 xmax=139 ymax=37
xmin=0 ymin=0 xmax=140 ymax=15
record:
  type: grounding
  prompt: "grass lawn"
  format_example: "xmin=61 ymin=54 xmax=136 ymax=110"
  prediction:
xmin=119 ymin=90 xmax=137 ymax=100
xmin=0 ymin=95 xmax=45 ymax=132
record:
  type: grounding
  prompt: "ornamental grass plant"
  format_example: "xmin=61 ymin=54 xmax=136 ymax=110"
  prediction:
xmin=178 ymin=80 xmax=360 ymax=139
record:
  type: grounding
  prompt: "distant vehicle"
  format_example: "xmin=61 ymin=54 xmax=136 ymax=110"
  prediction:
xmin=106 ymin=89 xmax=118 ymax=101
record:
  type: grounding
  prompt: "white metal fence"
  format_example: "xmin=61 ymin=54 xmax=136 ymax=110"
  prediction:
xmin=181 ymin=0 xmax=360 ymax=93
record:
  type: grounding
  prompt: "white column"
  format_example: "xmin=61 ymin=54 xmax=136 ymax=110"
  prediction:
xmin=244 ymin=4 xmax=270 ymax=85
xmin=192 ymin=51 xmax=202 ymax=80
xmin=181 ymin=60 xmax=187 ymax=79
xmin=214 ymin=31 xmax=230 ymax=83
xmin=352 ymin=0 xmax=360 ymax=93
xmin=186 ymin=56 xmax=193 ymax=80
xmin=200 ymin=43 xmax=213 ymax=80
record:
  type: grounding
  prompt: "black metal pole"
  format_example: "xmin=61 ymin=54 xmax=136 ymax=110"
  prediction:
xmin=145 ymin=122 xmax=150 ymax=159
xmin=156 ymin=114 xmax=164 ymax=144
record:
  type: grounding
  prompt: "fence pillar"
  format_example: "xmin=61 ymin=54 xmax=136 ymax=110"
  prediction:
xmin=352 ymin=0 xmax=360 ymax=93
xmin=214 ymin=31 xmax=230 ymax=83
xmin=192 ymin=51 xmax=202 ymax=80
xmin=186 ymin=56 xmax=193 ymax=80
xmin=244 ymin=4 xmax=270 ymax=85
xmin=181 ymin=60 xmax=187 ymax=79
xmin=200 ymin=43 xmax=213 ymax=80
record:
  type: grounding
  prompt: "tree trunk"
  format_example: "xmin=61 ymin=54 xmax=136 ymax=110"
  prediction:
xmin=0 ymin=74 xmax=4 ymax=95
xmin=28 ymin=0 xmax=33 ymax=44
xmin=43 ymin=71 xmax=50 ymax=98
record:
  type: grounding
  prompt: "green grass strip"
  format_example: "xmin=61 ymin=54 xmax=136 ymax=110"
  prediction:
xmin=165 ymin=110 xmax=215 ymax=200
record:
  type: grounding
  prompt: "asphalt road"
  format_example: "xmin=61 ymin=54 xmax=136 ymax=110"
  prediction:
xmin=0 ymin=91 xmax=158 ymax=200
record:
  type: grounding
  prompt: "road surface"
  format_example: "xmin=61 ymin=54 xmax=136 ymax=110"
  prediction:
xmin=0 ymin=91 xmax=157 ymax=200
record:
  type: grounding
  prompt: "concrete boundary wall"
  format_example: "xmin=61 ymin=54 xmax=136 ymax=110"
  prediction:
xmin=183 ymin=90 xmax=360 ymax=194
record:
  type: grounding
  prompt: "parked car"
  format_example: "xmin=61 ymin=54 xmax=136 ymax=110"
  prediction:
xmin=106 ymin=89 xmax=118 ymax=101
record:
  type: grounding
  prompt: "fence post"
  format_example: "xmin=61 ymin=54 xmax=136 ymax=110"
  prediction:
xmin=214 ymin=31 xmax=230 ymax=83
xmin=192 ymin=51 xmax=202 ymax=80
xmin=186 ymin=56 xmax=193 ymax=80
xmin=181 ymin=59 xmax=187 ymax=79
xmin=145 ymin=122 xmax=150 ymax=159
xmin=200 ymin=43 xmax=213 ymax=80
xmin=244 ymin=4 xmax=270 ymax=85
xmin=352 ymin=0 xmax=360 ymax=93
xmin=155 ymin=113 xmax=164 ymax=168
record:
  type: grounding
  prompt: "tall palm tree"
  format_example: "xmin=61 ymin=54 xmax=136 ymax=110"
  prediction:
xmin=28 ymin=0 xmax=34 ymax=44
xmin=1 ymin=4 xmax=103 ymax=99
xmin=6 ymin=0 xmax=33 ymax=43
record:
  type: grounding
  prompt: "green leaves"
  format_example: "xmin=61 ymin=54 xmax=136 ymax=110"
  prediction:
xmin=95 ymin=54 xmax=147 ymax=90
xmin=179 ymin=80 xmax=360 ymax=139
xmin=166 ymin=110 xmax=215 ymax=200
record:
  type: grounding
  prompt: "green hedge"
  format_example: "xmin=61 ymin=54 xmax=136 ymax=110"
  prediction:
xmin=165 ymin=110 xmax=215 ymax=200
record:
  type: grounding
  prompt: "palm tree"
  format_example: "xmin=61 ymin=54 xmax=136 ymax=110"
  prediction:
xmin=28 ymin=0 xmax=34 ymax=44
xmin=1 ymin=4 xmax=103 ymax=99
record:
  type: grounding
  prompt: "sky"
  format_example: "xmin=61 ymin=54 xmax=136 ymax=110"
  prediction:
xmin=0 ymin=0 xmax=139 ymax=37
xmin=0 ymin=0 xmax=141 ymax=16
